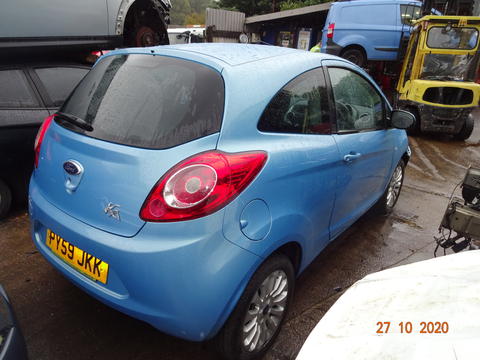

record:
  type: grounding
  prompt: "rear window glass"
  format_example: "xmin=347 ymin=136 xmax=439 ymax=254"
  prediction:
xmin=35 ymin=67 xmax=90 ymax=107
xmin=427 ymin=27 xmax=478 ymax=50
xmin=58 ymin=54 xmax=224 ymax=149
xmin=0 ymin=69 xmax=39 ymax=108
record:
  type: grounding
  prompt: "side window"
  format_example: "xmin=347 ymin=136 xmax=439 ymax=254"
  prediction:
xmin=34 ymin=67 xmax=90 ymax=107
xmin=400 ymin=5 xmax=421 ymax=25
xmin=0 ymin=69 xmax=40 ymax=108
xmin=328 ymin=67 xmax=384 ymax=132
xmin=258 ymin=68 xmax=331 ymax=135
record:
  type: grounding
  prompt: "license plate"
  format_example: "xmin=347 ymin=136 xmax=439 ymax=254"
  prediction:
xmin=46 ymin=229 xmax=109 ymax=284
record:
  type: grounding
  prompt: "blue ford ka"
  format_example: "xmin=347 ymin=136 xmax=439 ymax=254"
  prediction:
xmin=29 ymin=44 xmax=413 ymax=359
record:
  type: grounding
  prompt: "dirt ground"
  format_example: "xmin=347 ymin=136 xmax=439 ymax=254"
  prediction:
xmin=1 ymin=109 xmax=479 ymax=360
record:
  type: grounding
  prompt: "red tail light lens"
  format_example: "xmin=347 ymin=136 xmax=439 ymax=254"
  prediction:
xmin=34 ymin=114 xmax=54 ymax=168
xmin=327 ymin=23 xmax=335 ymax=39
xmin=140 ymin=151 xmax=268 ymax=222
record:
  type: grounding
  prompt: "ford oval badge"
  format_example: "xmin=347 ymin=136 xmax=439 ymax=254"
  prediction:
xmin=63 ymin=160 xmax=83 ymax=176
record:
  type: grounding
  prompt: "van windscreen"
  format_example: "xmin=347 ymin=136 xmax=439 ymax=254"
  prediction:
xmin=57 ymin=54 xmax=224 ymax=149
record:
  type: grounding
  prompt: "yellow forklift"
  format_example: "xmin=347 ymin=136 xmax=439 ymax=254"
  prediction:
xmin=396 ymin=15 xmax=480 ymax=140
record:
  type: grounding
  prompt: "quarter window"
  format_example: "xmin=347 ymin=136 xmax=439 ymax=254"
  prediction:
xmin=258 ymin=68 xmax=331 ymax=135
xmin=0 ymin=69 xmax=39 ymax=108
xmin=328 ymin=68 xmax=384 ymax=132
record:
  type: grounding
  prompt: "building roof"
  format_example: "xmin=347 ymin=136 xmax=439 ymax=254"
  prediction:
xmin=245 ymin=3 xmax=331 ymax=24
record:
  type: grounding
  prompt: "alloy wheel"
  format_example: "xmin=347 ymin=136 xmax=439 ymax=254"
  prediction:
xmin=386 ymin=164 xmax=403 ymax=208
xmin=241 ymin=270 xmax=289 ymax=352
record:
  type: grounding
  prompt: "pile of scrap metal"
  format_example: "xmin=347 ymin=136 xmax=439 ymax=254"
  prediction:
xmin=435 ymin=166 xmax=480 ymax=255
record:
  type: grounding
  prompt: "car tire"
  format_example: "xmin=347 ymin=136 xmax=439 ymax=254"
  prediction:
xmin=373 ymin=159 xmax=405 ymax=215
xmin=0 ymin=179 xmax=12 ymax=220
xmin=454 ymin=114 xmax=474 ymax=141
xmin=214 ymin=254 xmax=295 ymax=360
xmin=340 ymin=47 xmax=366 ymax=67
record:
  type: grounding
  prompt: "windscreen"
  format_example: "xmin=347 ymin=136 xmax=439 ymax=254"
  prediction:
xmin=421 ymin=53 xmax=479 ymax=82
xmin=58 ymin=54 xmax=224 ymax=149
xmin=427 ymin=27 xmax=478 ymax=50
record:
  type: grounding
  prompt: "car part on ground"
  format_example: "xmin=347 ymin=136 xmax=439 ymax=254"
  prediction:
xmin=297 ymin=250 xmax=480 ymax=360
xmin=0 ymin=285 xmax=28 ymax=360
xmin=29 ymin=44 xmax=410 ymax=359
xmin=435 ymin=166 xmax=480 ymax=255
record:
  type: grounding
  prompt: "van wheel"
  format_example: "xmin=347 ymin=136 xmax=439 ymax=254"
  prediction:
xmin=340 ymin=47 xmax=366 ymax=67
xmin=214 ymin=254 xmax=295 ymax=360
xmin=0 ymin=179 xmax=12 ymax=220
xmin=373 ymin=160 xmax=405 ymax=215
xmin=454 ymin=114 xmax=474 ymax=141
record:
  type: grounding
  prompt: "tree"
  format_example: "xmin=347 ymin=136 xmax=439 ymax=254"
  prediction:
xmin=185 ymin=12 xmax=205 ymax=25
xmin=170 ymin=0 xmax=215 ymax=25
xmin=170 ymin=0 xmax=192 ymax=25
xmin=216 ymin=0 xmax=276 ymax=16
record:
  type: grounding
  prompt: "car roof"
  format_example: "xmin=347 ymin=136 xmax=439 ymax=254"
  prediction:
xmin=102 ymin=43 xmax=336 ymax=69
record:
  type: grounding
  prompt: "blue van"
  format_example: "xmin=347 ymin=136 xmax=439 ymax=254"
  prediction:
xmin=321 ymin=0 xmax=422 ymax=66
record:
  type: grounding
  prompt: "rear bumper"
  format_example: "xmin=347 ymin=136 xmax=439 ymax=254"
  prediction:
xmin=28 ymin=179 xmax=261 ymax=341
xmin=322 ymin=38 xmax=343 ymax=56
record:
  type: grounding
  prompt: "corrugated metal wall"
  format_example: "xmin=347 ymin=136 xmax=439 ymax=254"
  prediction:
xmin=205 ymin=8 xmax=245 ymax=43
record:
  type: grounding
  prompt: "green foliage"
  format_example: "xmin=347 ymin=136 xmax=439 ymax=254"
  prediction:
xmin=170 ymin=0 xmax=215 ymax=25
xmin=185 ymin=12 xmax=205 ymax=25
xmin=280 ymin=0 xmax=325 ymax=11
xmin=216 ymin=0 xmax=275 ymax=16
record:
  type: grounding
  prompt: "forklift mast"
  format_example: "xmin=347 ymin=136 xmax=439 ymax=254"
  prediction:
xmin=421 ymin=0 xmax=476 ymax=15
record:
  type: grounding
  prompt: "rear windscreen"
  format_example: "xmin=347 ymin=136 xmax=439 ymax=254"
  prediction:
xmin=58 ymin=54 xmax=224 ymax=149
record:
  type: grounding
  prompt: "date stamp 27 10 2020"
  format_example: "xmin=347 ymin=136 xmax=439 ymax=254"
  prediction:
xmin=376 ymin=321 xmax=449 ymax=334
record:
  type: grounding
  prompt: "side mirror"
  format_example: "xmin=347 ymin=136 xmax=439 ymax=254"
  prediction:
xmin=391 ymin=109 xmax=415 ymax=129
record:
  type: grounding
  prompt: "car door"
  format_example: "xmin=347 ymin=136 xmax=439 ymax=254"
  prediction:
xmin=0 ymin=67 xmax=49 ymax=153
xmin=0 ymin=0 xmax=108 ymax=38
xmin=28 ymin=65 xmax=91 ymax=114
xmin=323 ymin=61 xmax=396 ymax=239
xmin=245 ymin=67 xmax=340 ymax=263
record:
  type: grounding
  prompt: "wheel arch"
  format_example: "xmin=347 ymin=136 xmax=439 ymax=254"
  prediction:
xmin=116 ymin=0 xmax=169 ymax=37
xmin=340 ymin=44 xmax=367 ymax=59
xmin=271 ymin=241 xmax=303 ymax=275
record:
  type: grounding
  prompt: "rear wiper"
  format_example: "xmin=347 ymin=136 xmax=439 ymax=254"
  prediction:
xmin=55 ymin=112 xmax=93 ymax=132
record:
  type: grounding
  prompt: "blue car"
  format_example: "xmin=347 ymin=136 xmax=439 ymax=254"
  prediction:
xmin=29 ymin=44 xmax=413 ymax=359
xmin=321 ymin=0 xmax=422 ymax=66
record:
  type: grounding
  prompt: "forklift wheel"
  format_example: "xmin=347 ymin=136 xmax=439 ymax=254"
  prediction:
xmin=405 ymin=108 xmax=420 ymax=135
xmin=454 ymin=114 xmax=474 ymax=141
xmin=0 ymin=179 xmax=12 ymax=220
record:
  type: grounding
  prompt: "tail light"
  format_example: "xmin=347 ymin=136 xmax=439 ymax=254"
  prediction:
xmin=140 ymin=151 xmax=268 ymax=222
xmin=327 ymin=23 xmax=335 ymax=39
xmin=34 ymin=114 xmax=54 ymax=168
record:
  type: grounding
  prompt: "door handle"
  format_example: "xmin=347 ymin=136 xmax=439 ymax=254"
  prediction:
xmin=343 ymin=152 xmax=362 ymax=163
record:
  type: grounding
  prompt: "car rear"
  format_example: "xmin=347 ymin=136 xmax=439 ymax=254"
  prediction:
xmin=28 ymin=51 xmax=262 ymax=341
